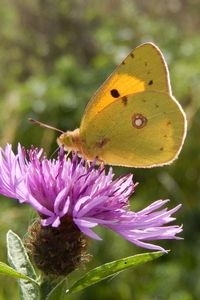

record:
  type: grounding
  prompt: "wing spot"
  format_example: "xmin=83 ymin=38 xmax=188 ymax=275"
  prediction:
xmin=148 ymin=80 xmax=153 ymax=85
xmin=110 ymin=89 xmax=120 ymax=98
xmin=167 ymin=121 xmax=171 ymax=126
xmin=160 ymin=147 xmax=164 ymax=151
xmin=96 ymin=138 xmax=110 ymax=149
xmin=155 ymin=103 xmax=159 ymax=108
xmin=132 ymin=113 xmax=148 ymax=129
xmin=145 ymin=62 xmax=148 ymax=66
xmin=122 ymin=96 xmax=128 ymax=106
xmin=130 ymin=53 xmax=134 ymax=58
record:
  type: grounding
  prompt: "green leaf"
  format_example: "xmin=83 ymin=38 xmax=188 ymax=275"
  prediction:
xmin=68 ymin=251 xmax=165 ymax=294
xmin=7 ymin=230 xmax=39 ymax=300
xmin=0 ymin=261 xmax=36 ymax=282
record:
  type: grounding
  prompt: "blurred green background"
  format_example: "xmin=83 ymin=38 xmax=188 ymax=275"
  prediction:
xmin=0 ymin=0 xmax=199 ymax=299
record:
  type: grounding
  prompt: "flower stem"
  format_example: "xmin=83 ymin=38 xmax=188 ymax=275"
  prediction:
xmin=39 ymin=276 xmax=68 ymax=300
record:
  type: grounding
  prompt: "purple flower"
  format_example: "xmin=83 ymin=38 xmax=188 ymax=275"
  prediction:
xmin=0 ymin=144 xmax=182 ymax=251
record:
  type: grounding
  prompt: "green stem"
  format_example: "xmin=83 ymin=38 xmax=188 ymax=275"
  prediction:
xmin=39 ymin=276 xmax=68 ymax=300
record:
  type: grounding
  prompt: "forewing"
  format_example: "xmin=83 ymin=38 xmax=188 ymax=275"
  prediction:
xmin=81 ymin=43 xmax=171 ymax=128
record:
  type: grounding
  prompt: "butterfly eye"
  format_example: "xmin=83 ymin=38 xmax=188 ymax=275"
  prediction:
xmin=132 ymin=113 xmax=148 ymax=129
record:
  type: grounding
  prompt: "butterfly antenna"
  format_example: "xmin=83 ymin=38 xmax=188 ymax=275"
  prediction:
xmin=28 ymin=118 xmax=64 ymax=134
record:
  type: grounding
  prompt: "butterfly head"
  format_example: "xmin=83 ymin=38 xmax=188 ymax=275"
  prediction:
xmin=57 ymin=128 xmax=81 ymax=153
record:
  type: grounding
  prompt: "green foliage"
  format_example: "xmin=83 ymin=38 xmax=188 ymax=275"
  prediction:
xmin=7 ymin=231 xmax=39 ymax=299
xmin=1 ymin=231 xmax=164 ymax=299
xmin=0 ymin=0 xmax=199 ymax=299
xmin=68 ymin=251 xmax=164 ymax=294
xmin=0 ymin=262 xmax=35 ymax=282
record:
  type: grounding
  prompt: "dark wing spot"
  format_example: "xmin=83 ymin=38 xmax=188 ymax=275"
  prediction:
xmin=155 ymin=103 xmax=159 ymax=108
xmin=121 ymin=96 xmax=128 ymax=106
xmin=96 ymin=138 xmax=110 ymax=149
xmin=122 ymin=60 xmax=126 ymax=65
xmin=167 ymin=121 xmax=171 ymax=126
xmin=148 ymin=80 xmax=153 ymax=85
xmin=160 ymin=147 xmax=164 ymax=151
xmin=130 ymin=53 xmax=134 ymax=58
xmin=110 ymin=89 xmax=120 ymax=98
xmin=145 ymin=62 xmax=148 ymax=66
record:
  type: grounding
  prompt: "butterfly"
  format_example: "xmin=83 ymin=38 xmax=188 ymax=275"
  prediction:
xmin=57 ymin=42 xmax=187 ymax=168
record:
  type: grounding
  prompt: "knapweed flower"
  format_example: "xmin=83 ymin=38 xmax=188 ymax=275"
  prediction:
xmin=0 ymin=144 xmax=182 ymax=275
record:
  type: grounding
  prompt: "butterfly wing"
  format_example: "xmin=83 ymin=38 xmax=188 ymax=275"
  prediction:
xmin=81 ymin=43 xmax=172 ymax=128
xmin=79 ymin=91 xmax=186 ymax=167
